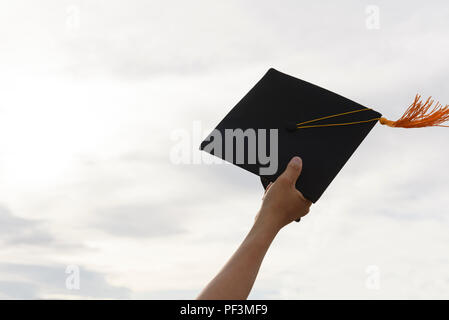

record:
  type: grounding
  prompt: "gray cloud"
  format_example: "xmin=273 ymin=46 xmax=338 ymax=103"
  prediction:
xmin=0 ymin=206 xmax=55 ymax=246
xmin=94 ymin=204 xmax=185 ymax=238
xmin=0 ymin=263 xmax=131 ymax=299
xmin=0 ymin=281 xmax=38 ymax=299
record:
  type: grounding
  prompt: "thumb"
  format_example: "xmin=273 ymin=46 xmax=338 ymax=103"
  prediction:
xmin=280 ymin=156 xmax=303 ymax=185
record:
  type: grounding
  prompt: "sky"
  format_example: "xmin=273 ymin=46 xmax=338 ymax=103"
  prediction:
xmin=0 ymin=0 xmax=448 ymax=299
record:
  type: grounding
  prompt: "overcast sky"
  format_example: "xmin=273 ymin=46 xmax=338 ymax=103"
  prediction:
xmin=0 ymin=0 xmax=448 ymax=299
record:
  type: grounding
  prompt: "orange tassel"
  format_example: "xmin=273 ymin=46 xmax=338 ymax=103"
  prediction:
xmin=379 ymin=94 xmax=449 ymax=128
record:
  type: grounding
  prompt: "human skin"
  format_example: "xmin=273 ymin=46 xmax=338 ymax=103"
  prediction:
xmin=197 ymin=156 xmax=312 ymax=300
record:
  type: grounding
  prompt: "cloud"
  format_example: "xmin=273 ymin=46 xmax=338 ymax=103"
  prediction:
xmin=0 ymin=281 xmax=38 ymax=299
xmin=93 ymin=204 xmax=185 ymax=238
xmin=0 ymin=206 xmax=55 ymax=246
xmin=1 ymin=0 xmax=449 ymax=300
xmin=0 ymin=263 xmax=131 ymax=299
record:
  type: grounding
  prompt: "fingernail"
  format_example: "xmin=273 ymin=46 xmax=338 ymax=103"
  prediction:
xmin=291 ymin=156 xmax=302 ymax=167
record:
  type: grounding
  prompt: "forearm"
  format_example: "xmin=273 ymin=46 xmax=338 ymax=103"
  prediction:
xmin=197 ymin=211 xmax=279 ymax=300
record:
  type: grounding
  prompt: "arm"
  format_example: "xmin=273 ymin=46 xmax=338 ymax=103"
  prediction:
xmin=197 ymin=156 xmax=312 ymax=300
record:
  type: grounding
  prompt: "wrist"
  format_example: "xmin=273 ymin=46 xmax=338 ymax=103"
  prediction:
xmin=252 ymin=209 xmax=283 ymax=237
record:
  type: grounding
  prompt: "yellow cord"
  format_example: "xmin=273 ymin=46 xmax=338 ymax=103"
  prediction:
xmin=296 ymin=108 xmax=381 ymax=129
xmin=297 ymin=118 xmax=382 ymax=129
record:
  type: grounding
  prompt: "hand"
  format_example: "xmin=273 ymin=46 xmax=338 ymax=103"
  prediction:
xmin=256 ymin=156 xmax=312 ymax=231
xmin=197 ymin=156 xmax=311 ymax=300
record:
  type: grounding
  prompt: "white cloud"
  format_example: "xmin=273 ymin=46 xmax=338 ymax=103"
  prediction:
xmin=0 ymin=0 xmax=448 ymax=299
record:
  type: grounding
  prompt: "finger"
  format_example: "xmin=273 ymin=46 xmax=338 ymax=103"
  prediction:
xmin=294 ymin=197 xmax=311 ymax=219
xmin=280 ymin=156 xmax=303 ymax=185
xmin=265 ymin=182 xmax=273 ymax=193
xmin=262 ymin=182 xmax=273 ymax=200
xmin=297 ymin=190 xmax=312 ymax=206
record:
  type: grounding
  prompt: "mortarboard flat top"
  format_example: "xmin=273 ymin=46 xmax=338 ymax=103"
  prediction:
xmin=200 ymin=68 xmax=383 ymax=203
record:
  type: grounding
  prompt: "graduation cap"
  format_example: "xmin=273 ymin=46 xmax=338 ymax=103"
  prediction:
xmin=200 ymin=68 xmax=449 ymax=206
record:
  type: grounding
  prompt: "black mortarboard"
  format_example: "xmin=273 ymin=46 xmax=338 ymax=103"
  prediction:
xmin=200 ymin=68 xmax=449 ymax=203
